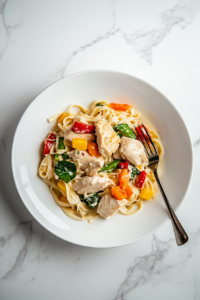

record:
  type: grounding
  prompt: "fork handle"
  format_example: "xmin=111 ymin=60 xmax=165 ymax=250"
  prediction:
xmin=153 ymin=169 xmax=188 ymax=246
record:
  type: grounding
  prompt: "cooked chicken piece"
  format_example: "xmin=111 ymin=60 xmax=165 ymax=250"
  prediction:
xmin=64 ymin=130 xmax=95 ymax=147
xmin=72 ymin=176 xmax=111 ymax=194
xmin=96 ymin=120 xmax=120 ymax=158
xmin=97 ymin=193 xmax=121 ymax=219
xmin=113 ymin=148 xmax=122 ymax=160
xmin=119 ymin=137 xmax=148 ymax=167
xmin=68 ymin=150 xmax=104 ymax=176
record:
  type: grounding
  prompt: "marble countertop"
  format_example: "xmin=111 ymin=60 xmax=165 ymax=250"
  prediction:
xmin=1 ymin=0 xmax=200 ymax=299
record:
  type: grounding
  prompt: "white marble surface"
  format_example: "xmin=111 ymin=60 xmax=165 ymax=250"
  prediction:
xmin=0 ymin=0 xmax=200 ymax=299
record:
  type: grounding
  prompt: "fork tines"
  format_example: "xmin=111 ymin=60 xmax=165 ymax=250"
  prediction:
xmin=134 ymin=124 xmax=158 ymax=156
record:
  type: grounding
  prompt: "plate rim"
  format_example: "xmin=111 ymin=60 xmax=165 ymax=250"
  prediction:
xmin=11 ymin=69 xmax=194 ymax=248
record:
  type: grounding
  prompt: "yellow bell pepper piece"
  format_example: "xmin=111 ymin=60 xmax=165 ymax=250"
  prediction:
xmin=57 ymin=112 xmax=69 ymax=124
xmin=57 ymin=181 xmax=66 ymax=195
xmin=140 ymin=188 xmax=154 ymax=200
xmin=72 ymin=138 xmax=87 ymax=151
xmin=136 ymin=165 xmax=143 ymax=171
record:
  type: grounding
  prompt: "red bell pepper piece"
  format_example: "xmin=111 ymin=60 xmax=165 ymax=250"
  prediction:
xmin=136 ymin=171 xmax=146 ymax=188
xmin=118 ymin=162 xmax=129 ymax=169
xmin=136 ymin=125 xmax=150 ymax=142
xmin=43 ymin=133 xmax=56 ymax=156
xmin=71 ymin=121 xmax=95 ymax=134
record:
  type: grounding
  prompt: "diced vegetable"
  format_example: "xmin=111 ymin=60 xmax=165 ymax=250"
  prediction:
xmin=57 ymin=112 xmax=68 ymax=124
xmin=87 ymin=141 xmax=101 ymax=157
xmin=136 ymin=125 xmax=150 ymax=142
xmin=136 ymin=171 xmax=146 ymax=188
xmin=130 ymin=166 xmax=140 ymax=180
xmin=110 ymin=103 xmax=132 ymax=111
xmin=111 ymin=186 xmax=127 ymax=200
xmin=71 ymin=121 xmax=95 ymax=134
xmin=119 ymin=169 xmax=130 ymax=189
xmin=96 ymin=103 xmax=104 ymax=107
xmin=58 ymin=137 xmax=65 ymax=149
xmin=114 ymin=124 xmax=136 ymax=139
xmin=98 ymin=160 xmax=121 ymax=173
xmin=43 ymin=132 xmax=56 ymax=156
xmin=140 ymin=188 xmax=154 ymax=200
xmin=118 ymin=162 xmax=129 ymax=169
xmin=55 ymin=161 xmax=77 ymax=183
xmin=125 ymin=185 xmax=133 ymax=197
xmin=80 ymin=193 xmax=100 ymax=208
xmin=57 ymin=181 xmax=66 ymax=195
xmin=72 ymin=138 xmax=88 ymax=151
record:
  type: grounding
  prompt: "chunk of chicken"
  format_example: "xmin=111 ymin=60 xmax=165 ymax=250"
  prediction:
xmin=68 ymin=150 xmax=104 ymax=176
xmin=64 ymin=130 xmax=95 ymax=147
xmin=97 ymin=193 xmax=121 ymax=219
xmin=72 ymin=176 xmax=111 ymax=194
xmin=119 ymin=137 xmax=148 ymax=167
xmin=96 ymin=120 xmax=120 ymax=158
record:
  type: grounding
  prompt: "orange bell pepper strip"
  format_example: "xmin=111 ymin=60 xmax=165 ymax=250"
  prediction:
xmin=111 ymin=186 xmax=127 ymax=200
xmin=87 ymin=141 xmax=101 ymax=157
xmin=110 ymin=103 xmax=132 ymax=111
xmin=125 ymin=184 xmax=133 ymax=197
xmin=119 ymin=169 xmax=130 ymax=189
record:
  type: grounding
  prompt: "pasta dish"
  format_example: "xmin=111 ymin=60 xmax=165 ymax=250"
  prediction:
xmin=38 ymin=100 xmax=163 ymax=222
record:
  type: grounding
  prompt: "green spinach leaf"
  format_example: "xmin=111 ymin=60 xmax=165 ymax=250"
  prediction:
xmin=80 ymin=193 xmax=100 ymax=208
xmin=62 ymin=153 xmax=69 ymax=160
xmin=55 ymin=161 xmax=76 ymax=183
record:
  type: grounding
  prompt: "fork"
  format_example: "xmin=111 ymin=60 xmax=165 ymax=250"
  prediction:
xmin=134 ymin=124 xmax=188 ymax=246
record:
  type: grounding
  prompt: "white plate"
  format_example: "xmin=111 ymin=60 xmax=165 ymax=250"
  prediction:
xmin=12 ymin=70 xmax=193 ymax=248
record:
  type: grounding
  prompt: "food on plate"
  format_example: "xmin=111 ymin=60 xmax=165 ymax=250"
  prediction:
xmin=38 ymin=100 xmax=164 ymax=222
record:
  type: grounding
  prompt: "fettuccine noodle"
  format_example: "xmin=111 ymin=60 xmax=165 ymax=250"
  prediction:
xmin=39 ymin=100 xmax=164 ymax=222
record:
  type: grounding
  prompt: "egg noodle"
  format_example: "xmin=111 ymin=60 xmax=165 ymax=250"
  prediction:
xmin=39 ymin=100 xmax=164 ymax=222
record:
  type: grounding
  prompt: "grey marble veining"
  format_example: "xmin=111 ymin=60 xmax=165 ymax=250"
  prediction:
xmin=0 ymin=0 xmax=22 ymax=59
xmin=0 ymin=0 xmax=200 ymax=299
xmin=57 ymin=0 xmax=200 ymax=78
xmin=1 ymin=221 xmax=32 ymax=280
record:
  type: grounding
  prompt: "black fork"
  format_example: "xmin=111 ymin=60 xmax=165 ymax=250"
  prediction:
xmin=135 ymin=124 xmax=188 ymax=246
